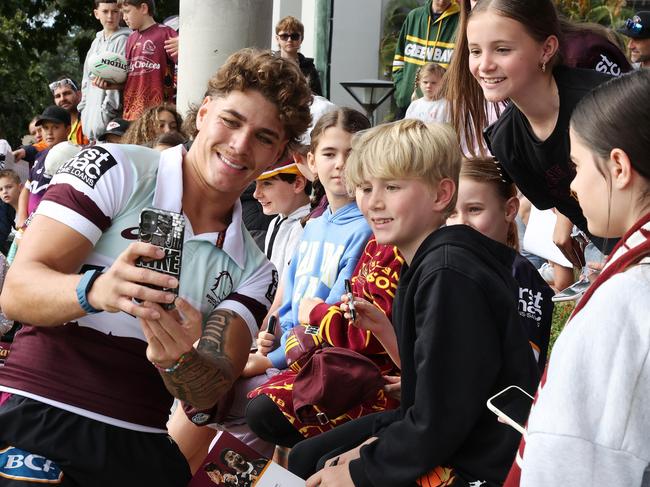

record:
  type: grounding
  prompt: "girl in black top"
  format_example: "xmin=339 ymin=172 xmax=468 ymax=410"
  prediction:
xmin=464 ymin=0 xmax=616 ymax=264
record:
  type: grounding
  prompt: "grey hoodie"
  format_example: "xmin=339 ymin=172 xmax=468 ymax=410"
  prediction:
xmin=78 ymin=27 xmax=131 ymax=141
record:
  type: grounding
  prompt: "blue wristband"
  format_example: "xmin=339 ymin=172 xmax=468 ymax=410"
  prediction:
xmin=76 ymin=269 xmax=102 ymax=314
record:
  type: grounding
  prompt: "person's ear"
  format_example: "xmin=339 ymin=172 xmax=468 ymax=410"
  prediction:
xmin=93 ymin=9 xmax=100 ymax=20
xmin=306 ymin=151 xmax=317 ymax=177
xmin=504 ymin=195 xmax=519 ymax=223
xmin=432 ymin=178 xmax=456 ymax=212
xmin=293 ymin=175 xmax=307 ymax=194
xmin=195 ymin=96 xmax=212 ymax=132
xmin=610 ymin=147 xmax=633 ymax=190
xmin=541 ymin=35 xmax=560 ymax=66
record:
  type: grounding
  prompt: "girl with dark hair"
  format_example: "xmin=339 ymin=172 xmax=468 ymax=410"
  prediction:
xmin=466 ymin=0 xmax=618 ymax=267
xmin=506 ymin=68 xmax=650 ymax=487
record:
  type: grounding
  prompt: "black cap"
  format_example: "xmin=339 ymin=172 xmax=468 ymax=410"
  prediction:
xmin=618 ymin=11 xmax=650 ymax=39
xmin=35 ymin=105 xmax=71 ymax=127
xmin=98 ymin=118 xmax=130 ymax=141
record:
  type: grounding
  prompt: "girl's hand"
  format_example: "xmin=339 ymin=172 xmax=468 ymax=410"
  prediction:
xmin=256 ymin=330 xmax=276 ymax=356
xmin=298 ymin=297 xmax=324 ymax=324
xmin=552 ymin=212 xmax=585 ymax=268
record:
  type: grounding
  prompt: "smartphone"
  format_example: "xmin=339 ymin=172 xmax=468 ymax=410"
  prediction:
xmin=135 ymin=207 xmax=185 ymax=310
xmin=267 ymin=315 xmax=277 ymax=335
xmin=552 ymin=275 xmax=591 ymax=303
xmin=486 ymin=385 xmax=534 ymax=436
xmin=344 ymin=279 xmax=357 ymax=321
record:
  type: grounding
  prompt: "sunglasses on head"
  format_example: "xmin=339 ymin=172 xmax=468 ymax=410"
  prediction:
xmin=624 ymin=16 xmax=645 ymax=34
xmin=278 ymin=32 xmax=301 ymax=41
xmin=49 ymin=78 xmax=79 ymax=93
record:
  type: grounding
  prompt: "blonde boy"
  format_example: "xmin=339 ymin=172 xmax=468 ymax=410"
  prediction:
xmin=293 ymin=120 xmax=538 ymax=487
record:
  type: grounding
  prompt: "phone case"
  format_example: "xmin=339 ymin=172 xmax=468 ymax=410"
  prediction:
xmin=136 ymin=207 xmax=185 ymax=310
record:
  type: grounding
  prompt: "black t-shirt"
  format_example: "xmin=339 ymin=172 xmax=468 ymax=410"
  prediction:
xmin=485 ymin=66 xmax=611 ymax=248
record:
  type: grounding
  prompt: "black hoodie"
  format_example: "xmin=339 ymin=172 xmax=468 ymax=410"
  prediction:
xmin=348 ymin=225 xmax=539 ymax=487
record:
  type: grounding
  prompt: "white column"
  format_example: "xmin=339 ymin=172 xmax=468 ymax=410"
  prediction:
xmin=177 ymin=0 xmax=274 ymax=117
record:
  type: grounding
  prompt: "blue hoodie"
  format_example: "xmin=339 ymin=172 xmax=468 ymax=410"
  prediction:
xmin=267 ymin=202 xmax=371 ymax=369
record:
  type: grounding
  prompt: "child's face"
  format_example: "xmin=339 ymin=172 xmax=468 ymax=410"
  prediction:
xmin=94 ymin=2 xmax=121 ymax=32
xmin=307 ymin=126 xmax=354 ymax=210
xmin=356 ymin=176 xmax=441 ymax=259
xmin=447 ymin=177 xmax=515 ymax=245
xmin=29 ymin=121 xmax=43 ymax=143
xmin=157 ymin=110 xmax=178 ymax=134
xmin=41 ymin=121 xmax=69 ymax=146
xmin=0 ymin=177 xmax=20 ymax=207
xmin=122 ymin=3 xmax=148 ymax=30
xmin=419 ymin=73 xmax=442 ymax=101
xmin=254 ymin=177 xmax=297 ymax=216
xmin=467 ymin=11 xmax=549 ymax=103
xmin=569 ymin=128 xmax=616 ymax=237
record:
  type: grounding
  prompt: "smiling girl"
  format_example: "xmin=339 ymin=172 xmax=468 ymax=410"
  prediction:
xmin=465 ymin=0 xmax=615 ymax=265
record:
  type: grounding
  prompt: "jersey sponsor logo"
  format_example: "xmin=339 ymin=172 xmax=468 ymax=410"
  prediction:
xmin=129 ymin=56 xmax=161 ymax=74
xmin=0 ymin=446 xmax=63 ymax=483
xmin=266 ymin=269 xmax=278 ymax=302
xmin=57 ymin=146 xmax=117 ymax=189
xmin=518 ymin=286 xmax=544 ymax=322
xmin=206 ymin=270 xmax=234 ymax=308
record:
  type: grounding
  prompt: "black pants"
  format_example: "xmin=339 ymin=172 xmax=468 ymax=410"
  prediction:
xmin=244 ymin=394 xmax=304 ymax=448
xmin=0 ymin=394 xmax=190 ymax=487
xmin=287 ymin=412 xmax=379 ymax=480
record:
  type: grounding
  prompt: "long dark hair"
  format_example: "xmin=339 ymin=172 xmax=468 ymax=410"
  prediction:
xmin=571 ymin=70 xmax=650 ymax=182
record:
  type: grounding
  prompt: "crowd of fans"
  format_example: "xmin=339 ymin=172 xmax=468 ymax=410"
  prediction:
xmin=0 ymin=0 xmax=649 ymax=486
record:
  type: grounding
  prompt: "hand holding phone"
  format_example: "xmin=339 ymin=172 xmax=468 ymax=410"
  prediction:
xmin=135 ymin=208 xmax=185 ymax=310
xmin=486 ymin=385 xmax=534 ymax=436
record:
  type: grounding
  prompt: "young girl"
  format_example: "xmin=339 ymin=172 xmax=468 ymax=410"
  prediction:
xmin=404 ymin=63 xmax=447 ymax=123
xmin=459 ymin=0 xmax=619 ymax=265
xmin=121 ymin=102 xmax=186 ymax=146
xmin=505 ymin=67 xmax=650 ymax=487
xmin=447 ymin=158 xmax=554 ymax=370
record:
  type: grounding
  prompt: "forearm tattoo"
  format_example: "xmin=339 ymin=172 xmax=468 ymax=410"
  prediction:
xmin=161 ymin=309 xmax=237 ymax=409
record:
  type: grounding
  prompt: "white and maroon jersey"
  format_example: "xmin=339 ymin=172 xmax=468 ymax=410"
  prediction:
xmin=0 ymin=144 xmax=278 ymax=432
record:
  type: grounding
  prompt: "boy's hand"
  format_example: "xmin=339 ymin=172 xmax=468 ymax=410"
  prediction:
xmin=164 ymin=36 xmax=179 ymax=58
xmin=12 ymin=148 xmax=26 ymax=161
xmin=242 ymin=352 xmax=273 ymax=378
xmin=298 ymin=296 xmax=323 ymax=324
xmin=91 ymin=76 xmax=123 ymax=91
xmin=341 ymin=295 xmax=389 ymax=334
xmin=306 ymin=463 xmax=355 ymax=487
xmin=383 ymin=375 xmax=401 ymax=401
xmin=256 ymin=330 xmax=276 ymax=356
xmin=87 ymin=242 xmax=178 ymax=320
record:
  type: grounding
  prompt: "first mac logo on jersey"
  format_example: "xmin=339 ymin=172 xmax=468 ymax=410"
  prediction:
xmin=57 ymin=147 xmax=117 ymax=188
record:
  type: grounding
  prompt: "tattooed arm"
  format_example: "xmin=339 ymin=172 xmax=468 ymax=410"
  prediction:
xmin=152 ymin=308 xmax=252 ymax=410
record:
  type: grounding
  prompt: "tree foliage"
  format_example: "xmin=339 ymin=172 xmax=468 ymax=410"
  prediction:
xmin=0 ymin=0 xmax=179 ymax=147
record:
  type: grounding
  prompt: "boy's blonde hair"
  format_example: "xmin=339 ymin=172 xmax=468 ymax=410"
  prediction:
xmin=346 ymin=119 xmax=461 ymax=215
